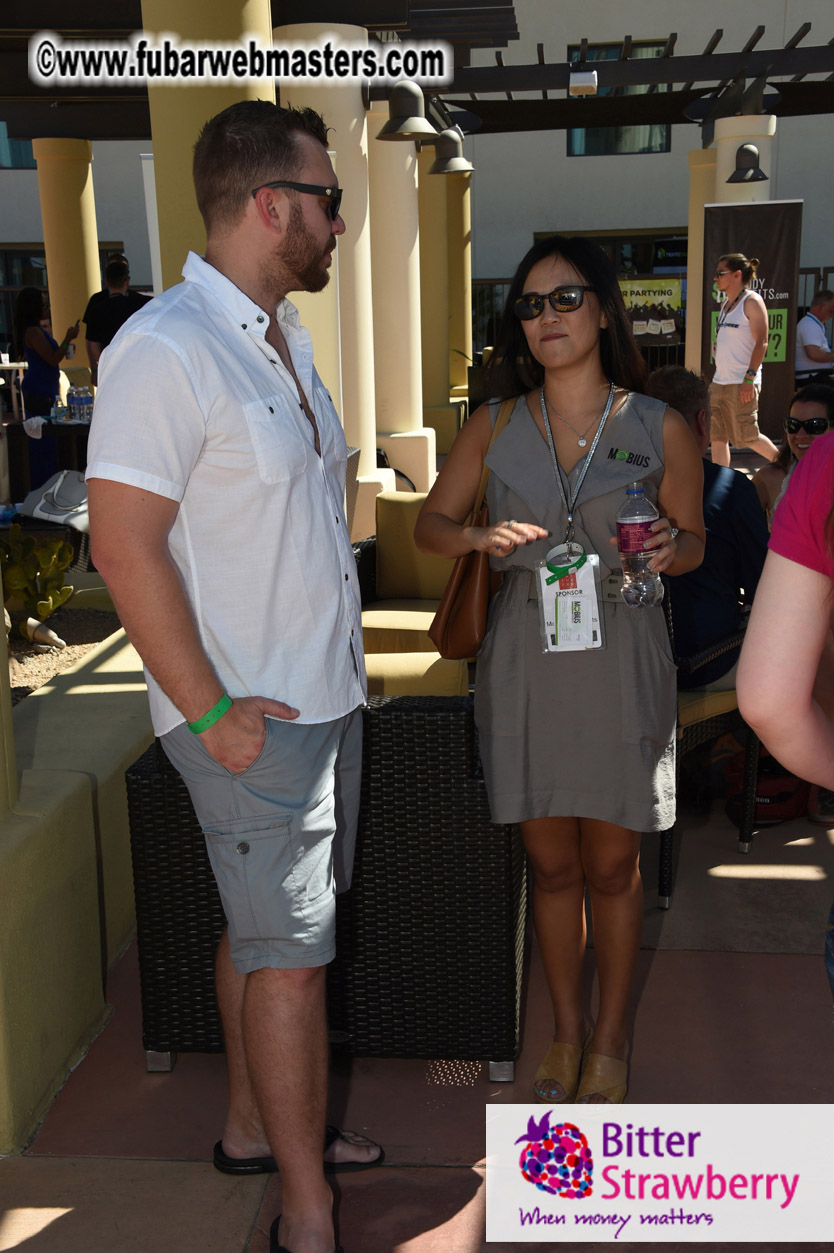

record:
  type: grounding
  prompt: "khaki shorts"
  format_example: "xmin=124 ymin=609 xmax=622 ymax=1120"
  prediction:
xmin=709 ymin=381 xmax=761 ymax=446
xmin=161 ymin=709 xmax=362 ymax=974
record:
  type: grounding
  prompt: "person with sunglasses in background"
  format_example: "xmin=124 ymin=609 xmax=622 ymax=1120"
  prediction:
xmin=709 ymin=253 xmax=779 ymax=468
xmin=416 ymin=236 xmax=704 ymax=1105
xmin=752 ymin=384 xmax=834 ymax=526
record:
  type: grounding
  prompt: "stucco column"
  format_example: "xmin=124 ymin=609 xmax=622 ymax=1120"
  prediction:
xmin=417 ymin=146 xmax=462 ymax=453
xmin=367 ymin=105 xmax=434 ymax=492
xmin=140 ymin=154 xmax=164 ymax=296
xmin=276 ymin=23 xmax=391 ymax=540
xmin=140 ymin=0 xmax=275 ymax=291
xmin=714 ymin=115 xmax=777 ymax=204
xmin=31 ymin=139 xmax=100 ymax=373
xmin=417 ymin=146 xmax=449 ymax=407
xmin=685 ymin=147 xmax=716 ymax=374
xmin=447 ymin=171 xmax=472 ymax=396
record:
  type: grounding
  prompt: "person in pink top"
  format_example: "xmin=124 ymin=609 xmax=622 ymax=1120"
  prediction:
xmin=738 ymin=430 xmax=834 ymax=823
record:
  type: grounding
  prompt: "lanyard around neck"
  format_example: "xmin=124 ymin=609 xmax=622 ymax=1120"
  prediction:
xmin=716 ymin=289 xmax=746 ymax=332
xmin=539 ymin=381 xmax=616 ymax=543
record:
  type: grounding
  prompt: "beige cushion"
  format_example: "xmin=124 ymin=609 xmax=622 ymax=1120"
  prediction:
xmin=677 ymin=687 xmax=738 ymax=730
xmin=365 ymin=651 xmax=468 ymax=696
xmin=375 ymin=492 xmax=454 ymax=601
xmin=362 ymin=600 xmax=440 ymax=653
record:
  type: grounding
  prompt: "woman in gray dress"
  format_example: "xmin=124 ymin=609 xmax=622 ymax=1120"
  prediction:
xmin=416 ymin=236 xmax=704 ymax=1103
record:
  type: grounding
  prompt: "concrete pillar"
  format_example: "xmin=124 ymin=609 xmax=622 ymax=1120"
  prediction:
xmin=685 ymin=147 xmax=717 ymax=375
xmin=367 ymin=105 xmax=434 ymax=492
xmin=447 ymin=172 xmax=472 ymax=396
xmin=31 ymin=139 xmax=100 ymax=372
xmin=417 ymin=147 xmax=463 ymax=453
xmin=275 ymin=23 xmax=392 ymax=540
xmin=417 ymin=146 xmax=449 ymax=407
xmin=140 ymin=0 xmax=275 ymax=291
xmin=139 ymin=154 xmax=164 ymax=297
xmin=292 ymin=245 xmax=343 ymax=422
xmin=714 ymin=115 xmax=777 ymax=204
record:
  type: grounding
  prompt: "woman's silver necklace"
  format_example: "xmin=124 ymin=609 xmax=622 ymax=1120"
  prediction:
xmin=540 ymin=386 xmax=613 ymax=448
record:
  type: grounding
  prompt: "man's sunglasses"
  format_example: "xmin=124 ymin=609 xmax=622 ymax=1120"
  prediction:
xmin=785 ymin=416 xmax=833 ymax=436
xmin=251 ymin=180 xmax=343 ymax=221
xmin=714 ymin=269 xmax=733 ymax=278
xmin=514 ymin=285 xmax=595 ymax=320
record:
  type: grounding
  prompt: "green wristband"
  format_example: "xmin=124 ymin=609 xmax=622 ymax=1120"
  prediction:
xmin=187 ymin=693 xmax=232 ymax=734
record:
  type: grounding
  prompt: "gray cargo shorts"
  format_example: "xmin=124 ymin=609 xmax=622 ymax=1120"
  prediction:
xmin=160 ymin=709 xmax=362 ymax=974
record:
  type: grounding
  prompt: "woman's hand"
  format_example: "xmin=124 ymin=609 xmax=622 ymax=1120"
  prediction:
xmin=608 ymin=518 xmax=678 ymax=573
xmin=64 ymin=321 xmax=80 ymax=344
xmin=468 ymin=518 xmax=549 ymax=557
xmin=645 ymin=518 xmax=679 ymax=573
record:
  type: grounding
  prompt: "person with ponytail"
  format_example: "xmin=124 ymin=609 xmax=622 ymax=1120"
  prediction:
xmin=709 ymin=252 xmax=779 ymax=467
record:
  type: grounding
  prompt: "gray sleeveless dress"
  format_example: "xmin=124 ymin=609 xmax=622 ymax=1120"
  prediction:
xmin=473 ymin=392 xmax=676 ymax=831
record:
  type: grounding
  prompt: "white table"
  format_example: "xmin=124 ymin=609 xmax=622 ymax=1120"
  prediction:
xmin=0 ymin=361 xmax=27 ymax=422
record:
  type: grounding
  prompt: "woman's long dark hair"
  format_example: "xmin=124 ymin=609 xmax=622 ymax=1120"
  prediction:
xmin=487 ymin=235 xmax=648 ymax=398
xmin=13 ymin=287 xmax=46 ymax=359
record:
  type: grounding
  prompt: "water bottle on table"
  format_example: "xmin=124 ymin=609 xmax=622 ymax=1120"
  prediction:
xmin=616 ymin=481 xmax=664 ymax=608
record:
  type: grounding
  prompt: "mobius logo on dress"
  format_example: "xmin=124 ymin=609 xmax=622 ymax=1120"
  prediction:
xmin=608 ymin=448 xmax=651 ymax=468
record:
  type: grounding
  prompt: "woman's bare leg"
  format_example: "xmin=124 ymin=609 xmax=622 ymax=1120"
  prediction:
xmin=579 ymin=818 xmax=642 ymax=1099
xmin=521 ymin=816 xmax=588 ymax=1072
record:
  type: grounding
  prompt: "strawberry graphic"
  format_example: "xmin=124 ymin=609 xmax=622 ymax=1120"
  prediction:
xmin=516 ymin=1113 xmax=594 ymax=1198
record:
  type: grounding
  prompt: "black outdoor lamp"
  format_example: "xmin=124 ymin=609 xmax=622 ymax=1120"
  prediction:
xmin=727 ymin=143 xmax=768 ymax=183
xmin=427 ymin=127 xmax=474 ymax=174
xmin=376 ymin=79 xmax=437 ymax=141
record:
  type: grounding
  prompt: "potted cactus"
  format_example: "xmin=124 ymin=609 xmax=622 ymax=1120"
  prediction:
xmin=0 ymin=523 xmax=74 ymax=647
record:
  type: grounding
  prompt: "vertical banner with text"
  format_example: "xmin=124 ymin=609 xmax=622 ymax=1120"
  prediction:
xmin=702 ymin=200 xmax=803 ymax=440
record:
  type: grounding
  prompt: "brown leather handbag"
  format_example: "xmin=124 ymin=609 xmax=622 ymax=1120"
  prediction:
xmin=428 ymin=398 xmax=515 ymax=660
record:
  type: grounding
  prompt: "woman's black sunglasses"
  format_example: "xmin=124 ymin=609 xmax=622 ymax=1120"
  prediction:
xmin=785 ymin=416 xmax=832 ymax=436
xmin=514 ymin=285 xmax=596 ymax=320
xmin=251 ymin=179 xmax=343 ymax=221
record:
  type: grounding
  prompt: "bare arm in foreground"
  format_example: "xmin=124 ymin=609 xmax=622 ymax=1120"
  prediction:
xmin=414 ymin=404 xmax=548 ymax=558
xmin=88 ymin=478 xmax=298 ymax=772
xmin=737 ymin=549 xmax=834 ymax=787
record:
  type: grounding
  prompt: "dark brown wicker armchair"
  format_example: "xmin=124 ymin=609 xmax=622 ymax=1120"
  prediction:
xmin=126 ymin=696 xmax=527 ymax=1079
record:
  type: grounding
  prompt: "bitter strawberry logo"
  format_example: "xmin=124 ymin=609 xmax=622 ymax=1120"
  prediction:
xmin=515 ymin=1112 xmax=594 ymax=1199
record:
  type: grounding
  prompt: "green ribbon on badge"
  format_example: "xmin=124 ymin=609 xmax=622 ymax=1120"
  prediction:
xmin=545 ymin=550 xmax=587 ymax=585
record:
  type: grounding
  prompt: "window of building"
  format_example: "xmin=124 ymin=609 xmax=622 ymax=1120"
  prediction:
xmin=567 ymin=42 xmax=671 ymax=157
xmin=0 ymin=123 xmax=37 ymax=170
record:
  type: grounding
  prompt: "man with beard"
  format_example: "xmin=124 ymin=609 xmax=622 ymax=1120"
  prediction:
xmin=87 ymin=102 xmax=381 ymax=1253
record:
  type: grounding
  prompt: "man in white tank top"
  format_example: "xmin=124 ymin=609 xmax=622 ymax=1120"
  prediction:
xmin=708 ymin=253 xmax=779 ymax=467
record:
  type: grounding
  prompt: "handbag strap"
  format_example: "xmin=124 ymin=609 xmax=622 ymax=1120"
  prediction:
xmin=471 ymin=396 xmax=516 ymax=516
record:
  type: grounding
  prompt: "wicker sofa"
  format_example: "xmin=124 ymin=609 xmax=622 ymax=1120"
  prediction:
xmin=126 ymin=696 xmax=527 ymax=1080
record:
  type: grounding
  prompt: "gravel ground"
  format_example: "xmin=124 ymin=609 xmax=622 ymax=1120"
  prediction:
xmin=7 ymin=608 xmax=122 ymax=706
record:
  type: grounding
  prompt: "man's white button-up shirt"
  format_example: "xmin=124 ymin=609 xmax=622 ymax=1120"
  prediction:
xmin=87 ymin=251 xmax=367 ymax=736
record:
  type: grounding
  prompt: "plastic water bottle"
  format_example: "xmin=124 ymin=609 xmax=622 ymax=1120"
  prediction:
xmin=616 ymin=481 xmax=664 ymax=608
xmin=66 ymin=384 xmax=77 ymax=421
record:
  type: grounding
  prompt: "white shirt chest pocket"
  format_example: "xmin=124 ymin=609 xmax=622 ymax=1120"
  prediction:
xmin=243 ymin=396 xmax=310 ymax=484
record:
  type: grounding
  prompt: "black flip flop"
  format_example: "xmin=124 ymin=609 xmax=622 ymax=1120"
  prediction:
xmin=269 ymin=1215 xmax=343 ymax=1253
xmin=213 ymin=1125 xmax=384 ymax=1176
